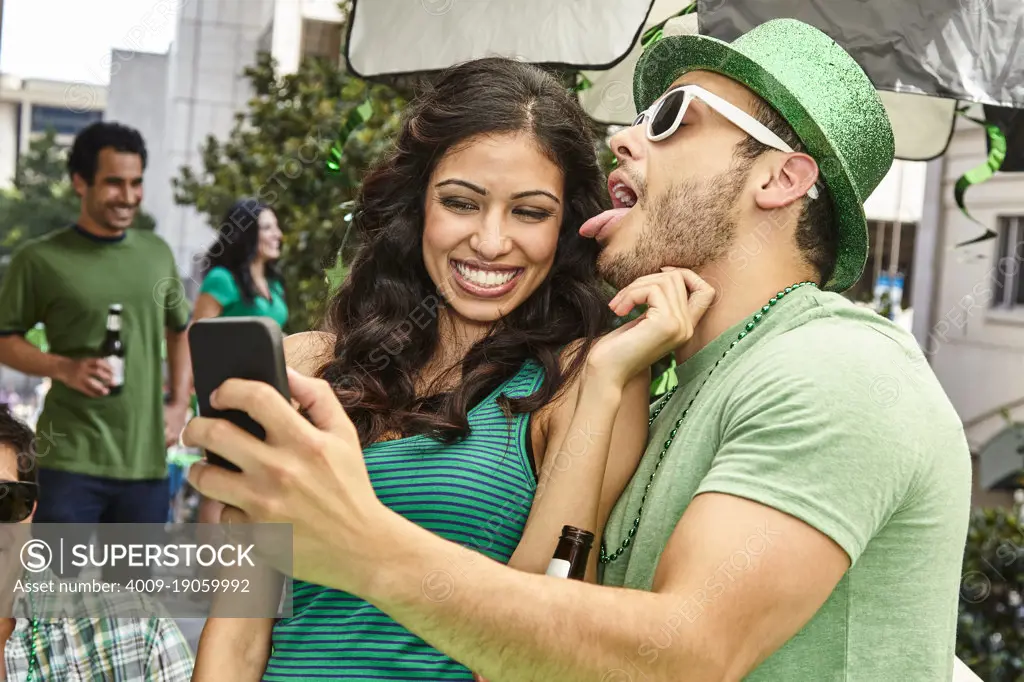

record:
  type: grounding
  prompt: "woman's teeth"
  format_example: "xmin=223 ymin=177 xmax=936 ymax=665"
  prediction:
xmin=454 ymin=261 xmax=518 ymax=287
xmin=612 ymin=183 xmax=637 ymax=207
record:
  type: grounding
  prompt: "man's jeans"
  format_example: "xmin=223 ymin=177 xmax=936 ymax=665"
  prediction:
xmin=31 ymin=468 xmax=169 ymax=584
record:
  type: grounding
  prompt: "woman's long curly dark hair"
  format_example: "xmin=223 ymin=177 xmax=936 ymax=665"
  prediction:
xmin=318 ymin=58 xmax=612 ymax=447
xmin=201 ymin=198 xmax=283 ymax=304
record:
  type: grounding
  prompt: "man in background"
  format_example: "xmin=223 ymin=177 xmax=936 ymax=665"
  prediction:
xmin=0 ymin=121 xmax=192 ymax=579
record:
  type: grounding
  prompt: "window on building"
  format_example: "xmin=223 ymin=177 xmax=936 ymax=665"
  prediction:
xmin=991 ymin=215 xmax=1024 ymax=310
xmin=300 ymin=19 xmax=342 ymax=62
xmin=844 ymin=220 xmax=917 ymax=307
xmin=30 ymin=105 xmax=103 ymax=136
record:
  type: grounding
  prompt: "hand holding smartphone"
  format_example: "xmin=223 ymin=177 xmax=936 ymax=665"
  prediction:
xmin=188 ymin=317 xmax=291 ymax=471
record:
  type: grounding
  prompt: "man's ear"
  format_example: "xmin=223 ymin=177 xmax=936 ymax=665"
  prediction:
xmin=71 ymin=173 xmax=87 ymax=198
xmin=754 ymin=153 xmax=818 ymax=211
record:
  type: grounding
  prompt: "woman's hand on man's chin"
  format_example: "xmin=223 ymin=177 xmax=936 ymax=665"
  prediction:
xmin=586 ymin=267 xmax=715 ymax=388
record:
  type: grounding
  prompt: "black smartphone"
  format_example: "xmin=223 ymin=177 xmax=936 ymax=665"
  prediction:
xmin=188 ymin=317 xmax=290 ymax=471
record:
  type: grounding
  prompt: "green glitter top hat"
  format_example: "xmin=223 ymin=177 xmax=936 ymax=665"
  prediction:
xmin=633 ymin=18 xmax=895 ymax=293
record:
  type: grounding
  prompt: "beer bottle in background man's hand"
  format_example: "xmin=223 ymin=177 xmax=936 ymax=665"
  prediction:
xmin=545 ymin=525 xmax=595 ymax=581
xmin=101 ymin=304 xmax=125 ymax=395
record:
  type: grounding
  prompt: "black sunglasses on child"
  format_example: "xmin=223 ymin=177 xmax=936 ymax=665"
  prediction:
xmin=0 ymin=481 xmax=37 ymax=523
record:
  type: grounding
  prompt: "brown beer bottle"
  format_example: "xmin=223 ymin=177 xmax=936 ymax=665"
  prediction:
xmin=545 ymin=525 xmax=594 ymax=581
xmin=100 ymin=304 xmax=125 ymax=396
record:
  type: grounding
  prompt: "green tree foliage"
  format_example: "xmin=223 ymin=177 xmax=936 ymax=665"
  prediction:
xmin=0 ymin=129 xmax=156 ymax=282
xmin=172 ymin=51 xmax=407 ymax=333
xmin=957 ymin=497 xmax=1024 ymax=681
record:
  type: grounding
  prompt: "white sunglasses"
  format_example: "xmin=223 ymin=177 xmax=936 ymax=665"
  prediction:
xmin=633 ymin=84 xmax=820 ymax=200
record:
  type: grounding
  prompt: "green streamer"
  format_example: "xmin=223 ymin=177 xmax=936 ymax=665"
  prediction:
xmin=324 ymin=253 xmax=349 ymax=294
xmin=954 ymin=107 xmax=1008 ymax=247
xmin=641 ymin=27 xmax=664 ymax=50
xmin=326 ymin=98 xmax=374 ymax=174
xmin=640 ymin=2 xmax=697 ymax=52
xmin=324 ymin=199 xmax=358 ymax=292
xmin=650 ymin=359 xmax=678 ymax=398
xmin=25 ymin=324 xmax=48 ymax=353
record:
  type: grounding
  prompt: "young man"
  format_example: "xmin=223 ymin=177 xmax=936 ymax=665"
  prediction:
xmin=0 ymin=405 xmax=194 ymax=679
xmin=0 ymin=122 xmax=192 ymax=578
xmin=184 ymin=19 xmax=971 ymax=681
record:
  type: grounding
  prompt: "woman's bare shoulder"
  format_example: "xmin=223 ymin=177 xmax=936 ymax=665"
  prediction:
xmin=283 ymin=331 xmax=336 ymax=376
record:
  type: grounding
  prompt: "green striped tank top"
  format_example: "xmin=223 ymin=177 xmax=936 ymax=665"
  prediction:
xmin=264 ymin=359 xmax=546 ymax=681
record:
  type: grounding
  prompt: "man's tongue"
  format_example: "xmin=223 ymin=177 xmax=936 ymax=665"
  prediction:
xmin=579 ymin=207 xmax=631 ymax=238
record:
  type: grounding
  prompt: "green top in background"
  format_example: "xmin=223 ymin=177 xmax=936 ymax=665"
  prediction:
xmin=0 ymin=225 xmax=192 ymax=480
xmin=198 ymin=266 xmax=288 ymax=329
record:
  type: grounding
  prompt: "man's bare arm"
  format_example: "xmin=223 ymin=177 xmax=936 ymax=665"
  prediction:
xmin=0 ymin=335 xmax=112 ymax=397
xmin=165 ymin=329 xmax=191 ymax=407
xmin=509 ymin=367 xmax=649 ymax=577
xmin=0 ymin=334 xmax=71 ymax=380
xmin=358 ymin=491 xmax=849 ymax=682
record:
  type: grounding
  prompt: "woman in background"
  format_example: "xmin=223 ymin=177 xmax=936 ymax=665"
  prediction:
xmin=186 ymin=198 xmax=287 ymax=524
xmin=192 ymin=198 xmax=288 ymax=328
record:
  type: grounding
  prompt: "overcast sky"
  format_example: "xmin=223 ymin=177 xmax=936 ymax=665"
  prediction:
xmin=0 ymin=0 xmax=178 ymax=84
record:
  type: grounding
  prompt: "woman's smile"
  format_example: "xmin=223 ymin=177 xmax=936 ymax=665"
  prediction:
xmin=449 ymin=259 xmax=525 ymax=298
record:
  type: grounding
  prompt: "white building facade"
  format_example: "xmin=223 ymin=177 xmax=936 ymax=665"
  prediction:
xmin=0 ymin=74 xmax=106 ymax=187
xmin=914 ymin=110 xmax=1024 ymax=507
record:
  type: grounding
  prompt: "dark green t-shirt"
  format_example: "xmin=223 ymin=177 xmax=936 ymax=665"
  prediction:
xmin=0 ymin=226 xmax=192 ymax=479
xmin=198 ymin=266 xmax=288 ymax=328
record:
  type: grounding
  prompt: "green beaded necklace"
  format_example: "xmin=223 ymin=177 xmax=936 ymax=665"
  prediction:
xmin=22 ymin=587 xmax=41 ymax=682
xmin=26 ymin=617 xmax=40 ymax=682
xmin=600 ymin=281 xmax=817 ymax=565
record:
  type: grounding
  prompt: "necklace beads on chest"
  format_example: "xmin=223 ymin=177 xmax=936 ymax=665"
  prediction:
xmin=599 ymin=282 xmax=817 ymax=565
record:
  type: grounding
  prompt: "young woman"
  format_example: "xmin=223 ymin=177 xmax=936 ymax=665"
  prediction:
xmin=192 ymin=57 xmax=650 ymax=681
xmin=183 ymin=198 xmax=287 ymax=524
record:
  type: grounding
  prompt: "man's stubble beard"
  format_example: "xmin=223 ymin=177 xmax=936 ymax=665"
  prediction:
xmin=598 ymin=163 xmax=749 ymax=289
xmin=86 ymin=193 xmax=135 ymax=233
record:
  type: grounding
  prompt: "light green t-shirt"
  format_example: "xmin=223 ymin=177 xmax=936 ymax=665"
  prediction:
xmin=0 ymin=226 xmax=192 ymax=479
xmin=600 ymin=286 xmax=971 ymax=681
xmin=198 ymin=266 xmax=288 ymax=329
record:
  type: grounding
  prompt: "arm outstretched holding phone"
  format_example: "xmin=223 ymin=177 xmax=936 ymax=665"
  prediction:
xmin=191 ymin=313 xmax=651 ymax=680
